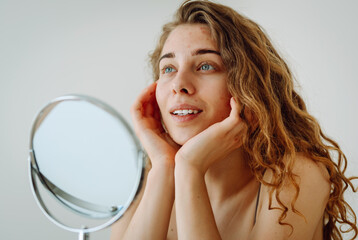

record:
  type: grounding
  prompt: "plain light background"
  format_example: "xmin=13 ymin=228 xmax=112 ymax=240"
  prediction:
xmin=0 ymin=0 xmax=357 ymax=239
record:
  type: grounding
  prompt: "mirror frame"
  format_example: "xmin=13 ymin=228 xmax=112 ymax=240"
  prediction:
xmin=28 ymin=94 xmax=145 ymax=235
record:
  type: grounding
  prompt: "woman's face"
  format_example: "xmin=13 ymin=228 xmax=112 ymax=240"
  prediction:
xmin=156 ymin=24 xmax=232 ymax=145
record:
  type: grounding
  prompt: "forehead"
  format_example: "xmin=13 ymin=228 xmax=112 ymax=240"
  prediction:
xmin=162 ymin=24 xmax=218 ymax=53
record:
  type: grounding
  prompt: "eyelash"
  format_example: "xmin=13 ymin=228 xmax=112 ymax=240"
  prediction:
xmin=160 ymin=62 xmax=217 ymax=75
xmin=161 ymin=65 xmax=176 ymax=74
xmin=198 ymin=62 xmax=216 ymax=71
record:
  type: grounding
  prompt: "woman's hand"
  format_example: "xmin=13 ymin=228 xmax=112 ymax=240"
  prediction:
xmin=131 ymin=82 xmax=179 ymax=168
xmin=175 ymin=97 xmax=246 ymax=174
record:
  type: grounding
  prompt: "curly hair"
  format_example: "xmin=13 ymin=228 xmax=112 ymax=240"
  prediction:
xmin=149 ymin=0 xmax=357 ymax=239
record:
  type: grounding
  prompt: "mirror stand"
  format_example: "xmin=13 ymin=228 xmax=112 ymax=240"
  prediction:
xmin=79 ymin=228 xmax=89 ymax=240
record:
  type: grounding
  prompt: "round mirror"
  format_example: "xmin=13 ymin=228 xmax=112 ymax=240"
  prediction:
xmin=28 ymin=95 xmax=145 ymax=239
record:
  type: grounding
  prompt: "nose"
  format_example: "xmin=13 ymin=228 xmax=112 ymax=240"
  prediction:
xmin=172 ymin=70 xmax=195 ymax=95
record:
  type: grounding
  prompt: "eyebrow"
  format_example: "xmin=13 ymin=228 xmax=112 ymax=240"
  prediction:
xmin=193 ymin=49 xmax=221 ymax=56
xmin=159 ymin=48 xmax=221 ymax=62
xmin=159 ymin=52 xmax=175 ymax=62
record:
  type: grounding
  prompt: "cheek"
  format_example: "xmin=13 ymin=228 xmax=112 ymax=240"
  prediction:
xmin=155 ymin=82 xmax=170 ymax=119
xmin=219 ymin=99 xmax=231 ymax=119
xmin=215 ymin=91 xmax=232 ymax=120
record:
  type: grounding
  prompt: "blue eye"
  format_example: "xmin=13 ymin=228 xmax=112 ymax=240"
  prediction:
xmin=164 ymin=66 xmax=176 ymax=74
xmin=200 ymin=64 xmax=215 ymax=71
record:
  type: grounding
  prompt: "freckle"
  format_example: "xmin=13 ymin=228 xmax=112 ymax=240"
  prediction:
xmin=200 ymin=27 xmax=210 ymax=34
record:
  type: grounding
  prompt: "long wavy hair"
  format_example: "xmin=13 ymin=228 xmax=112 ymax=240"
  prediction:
xmin=149 ymin=0 xmax=357 ymax=239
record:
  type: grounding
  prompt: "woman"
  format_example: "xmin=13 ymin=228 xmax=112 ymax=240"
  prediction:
xmin=111 ymin=1 xmax=357 ymax=239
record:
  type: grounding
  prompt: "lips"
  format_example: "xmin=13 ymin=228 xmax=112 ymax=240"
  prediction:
xmin=169 ymin=104 xmax=203 ymax=121
xmin=172 ymin=109 xmax=201 ymax=115
xmin=169 ymin=104 xmax=202 ymax=114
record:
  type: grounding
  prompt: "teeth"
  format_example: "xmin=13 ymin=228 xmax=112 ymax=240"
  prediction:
xmin=173 ymin=109 xmax=199 ymax=116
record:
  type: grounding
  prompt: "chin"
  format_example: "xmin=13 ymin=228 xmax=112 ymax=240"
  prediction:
xmin=172 ymin=137 xmax=188 ymax=146
xmin=168 ymin=129 xmax=201 ymax=146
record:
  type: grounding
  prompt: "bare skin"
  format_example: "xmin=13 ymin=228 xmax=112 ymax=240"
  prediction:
xmin=110 ymin=24 xmax=330 ymax=240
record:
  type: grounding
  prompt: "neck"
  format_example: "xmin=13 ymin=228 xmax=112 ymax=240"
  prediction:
xmin=204 ymin=147 xmax=255 ymax=205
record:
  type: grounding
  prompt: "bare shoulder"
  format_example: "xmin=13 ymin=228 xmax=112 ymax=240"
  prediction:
xmin=250 ymin=153 xmax=331 ymax=240
xmin=290 ymin=153 xmax=330 ymax=184
xmin=263 ymin=153 xmax=330 ymax=198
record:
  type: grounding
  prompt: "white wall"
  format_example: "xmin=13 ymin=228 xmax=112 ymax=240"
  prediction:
xmin=0 ymin=0 xmax=356 ymax=239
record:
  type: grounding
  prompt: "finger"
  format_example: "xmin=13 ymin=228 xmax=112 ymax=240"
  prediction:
xmin=220 ymin=97 xmax=246 ymax=134
xmin=131 ymin=99 xmax=144 ymax=122
xmin=145 ymin=82 xmax=161 ymax=121
xmin=143 ymin=101 xmax=155 ymax=117
xmin=224 ymin=97 xmax=242 ymax=127
xmin=131 ymin=82 xmax=157 ymax=118
xmin=154 ymin=100 xmax=162 ymax=122
xmin=229 ymin=97 xmax=241 ymax=119
xmin=136 ymin=82 xmax=157 ymax=106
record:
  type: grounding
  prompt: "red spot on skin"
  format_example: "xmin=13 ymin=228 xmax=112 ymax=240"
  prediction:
xmin=200 ymin=26 xmax=210 ymax=34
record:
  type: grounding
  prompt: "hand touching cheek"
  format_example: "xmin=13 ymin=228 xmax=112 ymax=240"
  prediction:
xmin=175 ymin=97 xmax=246 ymax=174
